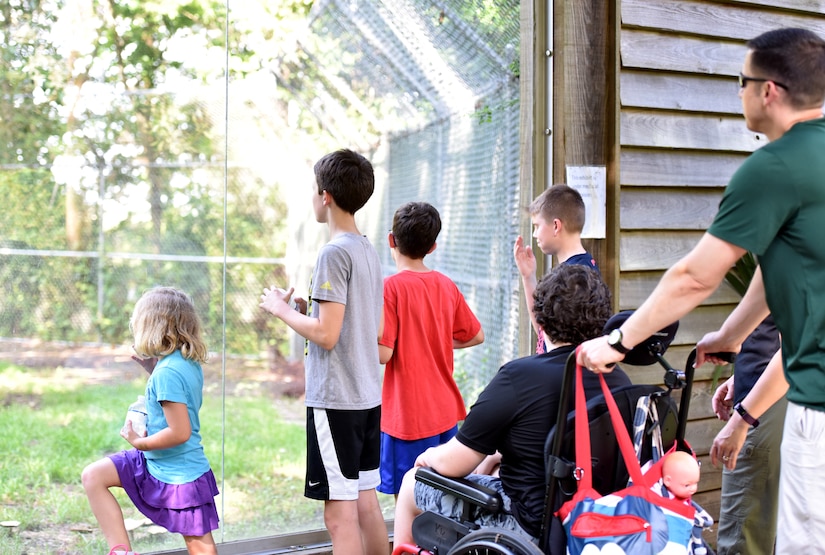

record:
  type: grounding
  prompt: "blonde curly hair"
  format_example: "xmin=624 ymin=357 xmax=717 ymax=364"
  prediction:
xmin=130 ymin=286 xmax=208 ymax=363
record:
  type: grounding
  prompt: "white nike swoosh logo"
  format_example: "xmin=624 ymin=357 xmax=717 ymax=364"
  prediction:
xmin=308 ymin=481 xmax=321 ymax=487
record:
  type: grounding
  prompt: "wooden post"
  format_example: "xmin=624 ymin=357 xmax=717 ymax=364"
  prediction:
xmin=517 ymin=0 xmax=548 ymax=354
xmin=552 ymin=0 xmax=620 ymax=304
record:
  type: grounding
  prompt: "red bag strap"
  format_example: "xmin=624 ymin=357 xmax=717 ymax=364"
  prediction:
xmin=573 ymin=346 xmax=592 ymax=490
xmin=573 ymin=346 xmax=645 ymax=491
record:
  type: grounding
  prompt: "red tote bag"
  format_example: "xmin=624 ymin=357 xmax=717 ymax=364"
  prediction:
xmin=557 ymin=348 xmax=695 ymax=554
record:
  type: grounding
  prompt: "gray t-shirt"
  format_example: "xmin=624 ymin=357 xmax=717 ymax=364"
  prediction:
xmin=305 ymin=232 xmax=383 ymax=410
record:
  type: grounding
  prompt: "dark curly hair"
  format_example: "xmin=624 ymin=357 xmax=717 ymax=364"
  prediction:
xmin=533 ymin=264 xmax=612 ymax=346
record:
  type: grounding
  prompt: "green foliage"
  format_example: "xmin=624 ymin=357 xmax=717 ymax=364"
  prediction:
xmin=474 ymin=98 xmax=519 ymax=124
xmin=509 ymin=58 xmax=520 ymax=79
xmin=0 ymin=1 xmax=293 ymax=356
xmin=0 ymin=2 xmax=65 ymax=166
xmin=0 ymin=170 xmax=70 ymax=248
xmin=724 ymin=251 xmax=758 ymax=298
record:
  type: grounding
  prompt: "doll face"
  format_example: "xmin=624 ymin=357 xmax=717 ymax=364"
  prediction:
xmin=663 ymin=464 xmax=700 ymax=500
xmin=662 ymin=451 xmax=701 ymax=500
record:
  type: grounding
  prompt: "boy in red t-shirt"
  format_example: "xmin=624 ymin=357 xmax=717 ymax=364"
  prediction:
xmin=378 ymin=202 xmax=484 ymax=496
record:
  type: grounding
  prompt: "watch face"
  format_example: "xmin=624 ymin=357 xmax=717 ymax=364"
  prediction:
xmin=607 ymin=329 xmax=629 ymax=353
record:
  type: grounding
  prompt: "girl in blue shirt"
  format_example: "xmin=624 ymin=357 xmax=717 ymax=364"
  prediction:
xmin=81 ymin=286 xmax=219 ymax=555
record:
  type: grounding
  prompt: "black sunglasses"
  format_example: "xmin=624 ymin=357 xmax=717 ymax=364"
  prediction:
xmin=739 ymin=72 xmax=788 ymax=91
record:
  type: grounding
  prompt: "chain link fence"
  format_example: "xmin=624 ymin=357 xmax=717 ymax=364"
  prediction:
xmin=1 ymin=162 xmax=289 ymax=361
xmin=1 ymin=0 xmax=525 ymax=549
xmin=294 ymin=0 xmax=525 ymax=397
xmin=2 ymin=0 xmax=523 ymax=400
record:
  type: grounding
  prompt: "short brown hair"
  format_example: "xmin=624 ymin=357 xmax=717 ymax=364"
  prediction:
xmin=528 ymin=184 xmax=586 ymax=233
xmin=748 ymin=28 xmax=825 ymax=109
xmin=314 ymin=149 xmax=375 ymax=214
xmin=391 ymin=201 xmax=441 ymax=259
xmin=130 ymin=286 xmax=208 ymax=363
xmin=533 ymin=264 xmax=611 ymax=345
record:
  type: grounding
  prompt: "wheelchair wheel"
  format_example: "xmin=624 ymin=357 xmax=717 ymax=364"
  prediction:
xmin=446 ymin=527 xmax=544 ymax=555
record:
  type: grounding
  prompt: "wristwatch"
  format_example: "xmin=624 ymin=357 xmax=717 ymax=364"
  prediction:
xmin=606 ymin=328 xmax=630 ymax=354
xmin=734 ymin=402 xmax=760 ymax=428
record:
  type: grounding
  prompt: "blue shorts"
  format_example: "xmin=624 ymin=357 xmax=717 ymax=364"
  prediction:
xmin=377 ymin=426 xmax=458 ymax=495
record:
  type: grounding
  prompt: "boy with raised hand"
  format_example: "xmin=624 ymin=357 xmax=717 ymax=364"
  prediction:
xmin=513 ymin=184 xmax=598 ymax=353
xmin=260 ymin=148 xmax=387 ymax=555
xmin=378 ymin=201 xmax=484 ymax=497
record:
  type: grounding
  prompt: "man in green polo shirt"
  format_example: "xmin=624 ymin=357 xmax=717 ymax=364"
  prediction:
xmin=577 ymin=27 xmax=825 ymax=554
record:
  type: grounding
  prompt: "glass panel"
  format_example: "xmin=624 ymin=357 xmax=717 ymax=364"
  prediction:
xmin=0 ymin=1 xmax=521 ymax=552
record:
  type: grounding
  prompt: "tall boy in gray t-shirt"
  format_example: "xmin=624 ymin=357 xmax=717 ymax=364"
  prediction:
xmin=260 ymin=148 xmax=386 ymax=555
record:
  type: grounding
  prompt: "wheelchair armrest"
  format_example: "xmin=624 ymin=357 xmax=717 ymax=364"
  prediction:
xmin=414 ymin=467 xmax=501 ymax=512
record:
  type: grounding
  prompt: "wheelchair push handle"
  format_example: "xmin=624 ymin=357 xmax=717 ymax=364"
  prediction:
xmin=671 ymin=348 xmax=735 ymax=441
xmin=702 ymin=351 xmax=737 ymax=364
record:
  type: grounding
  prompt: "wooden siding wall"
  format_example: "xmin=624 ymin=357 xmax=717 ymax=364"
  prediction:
xmin=617 ymin=0 xmax=825 ymax=519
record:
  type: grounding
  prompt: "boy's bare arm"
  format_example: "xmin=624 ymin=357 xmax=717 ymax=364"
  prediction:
xmin=379 ymin=344 xmax=393 ymax=364
xmin=378 ymin=309 xmax=394 ymax=363
xmin=514 ymin=236 xmax=541 ymax=334
xmin=453 ymin=328 xmax=484 ymax=349
xmin=414 ymin=437 xmax=486 ymax=478
xmin=260 ymin=286 xmax=345 ymax=350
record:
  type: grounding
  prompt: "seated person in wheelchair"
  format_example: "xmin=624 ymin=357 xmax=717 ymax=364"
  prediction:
xmin=393 ymin=264 xmax=632 ymax=546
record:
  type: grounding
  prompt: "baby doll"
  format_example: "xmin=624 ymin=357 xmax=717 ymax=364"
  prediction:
xmin=659 ymin=451 xmax=714 ymax=555
xmin=662 ymin=451 xmax=701 ymax=502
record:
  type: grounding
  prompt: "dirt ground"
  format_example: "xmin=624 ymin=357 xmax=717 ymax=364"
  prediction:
xmin=0 ymin=338 xmax=307 ymax=554
xmin=0 ymin=339 xmax=306 ymax=400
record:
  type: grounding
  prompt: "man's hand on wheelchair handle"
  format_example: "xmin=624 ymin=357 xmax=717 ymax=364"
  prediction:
xmin=695 ymin=328 xmax=742 ymax=368
xmin=577 ymin=335 xmax=622 ymax=373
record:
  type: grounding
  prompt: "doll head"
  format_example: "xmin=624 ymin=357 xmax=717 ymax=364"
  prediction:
xmin=662 ymin=451 xmax=700 ymax=501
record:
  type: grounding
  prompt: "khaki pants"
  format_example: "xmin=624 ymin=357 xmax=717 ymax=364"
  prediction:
xmin=777 ymin=401 xmax=825 ymax=554
xmin=716 ymin=397 xmax=785 ymax=555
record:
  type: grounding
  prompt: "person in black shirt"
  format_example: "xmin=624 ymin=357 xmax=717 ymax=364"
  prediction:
xmin=392 ymin=264 xmax=630 ymax=545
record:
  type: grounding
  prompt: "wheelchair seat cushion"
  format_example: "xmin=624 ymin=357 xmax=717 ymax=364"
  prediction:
xmin=413 ymin=473 xmax=538 ymax=547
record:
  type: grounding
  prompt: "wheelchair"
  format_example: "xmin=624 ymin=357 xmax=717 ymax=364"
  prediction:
xmin=392 ymin=312 xmax=728 ymax=555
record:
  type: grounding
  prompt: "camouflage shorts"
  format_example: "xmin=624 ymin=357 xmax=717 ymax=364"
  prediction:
xmin=413 ymin=473 xmax=539 ymax=544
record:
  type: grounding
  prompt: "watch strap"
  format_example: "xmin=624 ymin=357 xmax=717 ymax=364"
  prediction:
xmin=734 ymin=402 xmax=760 ymax=428
xmin=607 ymin=329 xmax=631 ymax=354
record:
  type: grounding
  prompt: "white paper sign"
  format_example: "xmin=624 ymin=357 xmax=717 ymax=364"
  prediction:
xmin=565 ymin=165 xmax=606 ymax=239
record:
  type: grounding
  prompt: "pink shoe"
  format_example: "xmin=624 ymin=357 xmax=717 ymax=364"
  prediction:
xmin=108 ymin=545 xmax=140 ymax=555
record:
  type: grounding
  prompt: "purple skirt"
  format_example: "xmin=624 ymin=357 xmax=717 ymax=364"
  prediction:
xmin=110 ymin=449 xmax=220 ymax=537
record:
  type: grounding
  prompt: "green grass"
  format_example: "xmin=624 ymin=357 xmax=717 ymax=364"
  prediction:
xmin=0 ymin=361 xmax=380 ymax=554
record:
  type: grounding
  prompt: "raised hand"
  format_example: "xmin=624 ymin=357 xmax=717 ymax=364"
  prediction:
xmin=513 ymin=235 xmax=537 ymax=279
xmin=131 ymin=350 xmax=158 ymax=375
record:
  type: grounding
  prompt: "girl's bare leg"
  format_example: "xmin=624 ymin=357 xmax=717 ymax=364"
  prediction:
xmin=81 ymin=458 xmax=131 ymax=549
xmin=184 ymin=532 xmax=218 ymax=555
